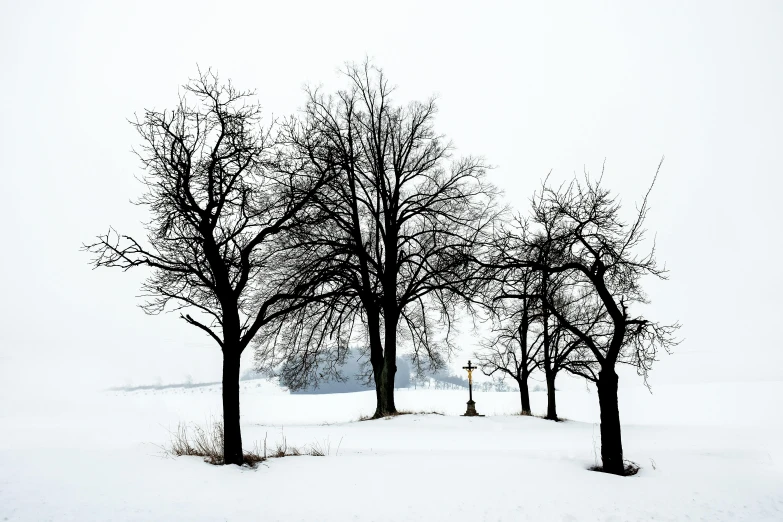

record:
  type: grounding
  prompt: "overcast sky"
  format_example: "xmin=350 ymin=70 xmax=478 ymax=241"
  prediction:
xmin=1 ymin=1 xmax=781 ymax=398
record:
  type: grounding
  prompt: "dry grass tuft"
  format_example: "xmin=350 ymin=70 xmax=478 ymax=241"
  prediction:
xmin=308 ymin=437 xmax=343 ymax=456
xmin=242 ymin=440 xmax=266 ymax=467
xmin=267 ymin=434 xmax=337 ymax=457
xmin=168 ymin=419 xmax=225 ymax=465
xmin=166 ymin=421 xmax=334 ymax=467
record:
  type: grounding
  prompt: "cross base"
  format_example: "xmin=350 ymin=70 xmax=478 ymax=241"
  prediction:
xmin=462 ymin=400 xmax=484 ymax=417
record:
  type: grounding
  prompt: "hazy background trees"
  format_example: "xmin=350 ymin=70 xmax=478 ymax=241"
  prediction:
xmin=275 ymin=349 xmax=411 ymax=394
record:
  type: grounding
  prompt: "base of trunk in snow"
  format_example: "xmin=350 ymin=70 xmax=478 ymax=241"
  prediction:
xmin=589 ymin=460 xmax=640 ymax=477
xmin=462 ymin=400 xmax=484 ymax=417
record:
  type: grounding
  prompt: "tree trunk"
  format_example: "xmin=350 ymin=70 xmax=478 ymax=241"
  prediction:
xmin=376 ymin=222 xmax=399 ymax=418
xmin=596 ymin=367 xmax=623 ymax=474
xmin=372 ymin=359 xmax=385 ymax=417
xmin=518 ymin=304 xmax=532 ymax=416
xmin=221 ymin=349 xmax=243 ymax=465
xmin=518 ymin=373 xmax=531 ymax=415
xmin=541 ymin=271 xmax=557 ymax=420
xmin=376 ymin=319 xmax=398 ymax=417
xmin=366 ymin=308 xmax=387 ymax=418
xmin=545 ymin=370 xmax=557 ymax=420
xmin=378 ymin=358 xmax=397 ymax=416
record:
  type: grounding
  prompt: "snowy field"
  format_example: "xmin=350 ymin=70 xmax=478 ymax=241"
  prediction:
xmin=1 ymin=380 xmax=782 ymax=521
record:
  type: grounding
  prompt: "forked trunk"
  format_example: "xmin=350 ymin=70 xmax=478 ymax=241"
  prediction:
xmin=596 ymin=368 xmax=623 ymax=474
xmin=222 ymin=349 xmax=243 ymax=465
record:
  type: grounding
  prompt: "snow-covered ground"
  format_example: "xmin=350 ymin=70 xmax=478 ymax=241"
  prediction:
xmin=1 ymin=379 xmax=781 ymax=521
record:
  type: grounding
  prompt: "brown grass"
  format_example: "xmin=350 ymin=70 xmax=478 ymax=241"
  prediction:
xmin=166 ymin=420 xmax=333 ymax=467
xmin=168 ymin=419 xmax=225 ymax=465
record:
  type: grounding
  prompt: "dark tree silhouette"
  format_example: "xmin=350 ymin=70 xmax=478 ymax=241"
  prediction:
xmin=474 ymin=239 xmax=591 ymax=420
xmin=529 ymin=229 xmax=593 ymax=421
xmin=474 ymin=265 xmax=541 ymax=415
xmin=482 ymin=163 xmax=679 ymax=474
xmin=85 ymin=71 xmax=333 ymax=465
xmin=534 ymin=278 xmax=600 ymax=420
xmin=255 ymin=61 xmax=499 ymax=417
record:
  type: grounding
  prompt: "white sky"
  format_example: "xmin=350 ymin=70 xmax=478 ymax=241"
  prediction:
xmin=1 ymin=1 xmax=782 ymax=397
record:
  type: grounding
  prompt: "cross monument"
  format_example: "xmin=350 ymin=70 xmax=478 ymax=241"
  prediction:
xmin=461 ymin=360 xmax=483 ymax=417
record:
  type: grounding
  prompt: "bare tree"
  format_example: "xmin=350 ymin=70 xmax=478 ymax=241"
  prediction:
xmin=482 ymin=163 xmax=679 ymax=474
xmin=85 ymin=71 xmax=333 ymax=465
xmin=474 ymin=244 xmax=592 ymax=419
xmin=534 ymin=278 xmax=602 ymax=420
xmin=474 ymin=266 xmax=541 ymax=415
xmin=255 ymin=61 xmax=499 ymax=417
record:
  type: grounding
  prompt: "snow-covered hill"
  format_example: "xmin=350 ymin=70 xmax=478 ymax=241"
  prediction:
xmin=1 ymin=381 xmax=781 ymax=521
